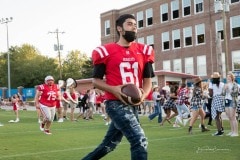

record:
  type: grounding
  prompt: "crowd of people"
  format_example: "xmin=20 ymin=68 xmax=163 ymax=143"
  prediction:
xmin=139 ymin=71 xmax=240 ymax=137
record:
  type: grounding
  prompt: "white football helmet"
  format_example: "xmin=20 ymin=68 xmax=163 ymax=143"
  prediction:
xmin=66 ymin=78 xmax=77 ymax=88
xmin=45 ymin=75 xmax=54 ymax=85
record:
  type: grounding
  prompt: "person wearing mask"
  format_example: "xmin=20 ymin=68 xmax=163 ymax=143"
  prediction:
xmin=35 ymin=75 xmax=61 ymax=135
xmin=82 ymin=14 xmax=154 ymax=160
xmin=222 ymin=72 xmax=239 ymax=137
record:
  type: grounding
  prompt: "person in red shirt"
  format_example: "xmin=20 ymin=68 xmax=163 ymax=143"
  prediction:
xmin=35 ymin=75 xmax=61 ymax=135
xmin=64 ymin=78 xmax=78 ymax=121
xmin=82 ymin=14 xmax=155 ymax=160
xmin=8 ymin=94 xmax=20 ymax=123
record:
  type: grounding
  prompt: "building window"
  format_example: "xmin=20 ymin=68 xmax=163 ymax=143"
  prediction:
xmin=163 ymin=60 xmax=171 ymax=71
xmin=137 ymin=37 xmax=144 ymax=44
xmin=162 ymin=32 xmax=170 ymax=51
xmin=197 ymin=55 xmax=207 ymax=76
xmin=232 ymin=51 xmax=240 ymax=71
xmin=172 ymin=29 xmax=181 ymax=49
xmin=161 ymin=3 xmax=168 ymax=22
xmin=185 ymin=57 xmax=194 ymax=74
xmin=195 ymin=24 xmax=205 ymax=44
xmin=147 ymin=35 xmax=154 ymax=48
xmin=183 ymin=27 xmax=192 ymax=47
xmin=137 ymin=11 xmax=144 ymax=28
xmin=194 ymin=0 xmax=203 ymax=14
xmin=215 ymin=19 xmax=224 ymax=40
xmin=171 ymin=0 xmax=179 ymax=20
xmin=231 ymin=15 xmax=240 ymax=38
xmin=183 ymin=0 xmax=191 ymax=17
xmin=146 ymin=8 xmax=153 ymax=26
xmin=231 ymin=0 xmax=240 ymax=4
xmin=104 ymin=20 xmax=110 ymax=36
xmin=173 ymin=59 xmax=182 ymax=72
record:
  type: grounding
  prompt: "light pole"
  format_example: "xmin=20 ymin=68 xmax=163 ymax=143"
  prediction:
xmin=0 ymin=17 xmax=13 ymax=97
xmin=48 ymin=29 xmax=65 ymax=79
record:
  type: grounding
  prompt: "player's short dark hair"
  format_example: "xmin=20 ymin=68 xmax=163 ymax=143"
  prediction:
xmin=116 ymin=14 xmax=136 ymax=36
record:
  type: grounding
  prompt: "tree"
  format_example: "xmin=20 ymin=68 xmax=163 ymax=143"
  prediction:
xmin=62 ymin=50 xmax=93 ymax=80
xmin=0 ymin=44 xmax=93 ymax=89
xmin=0 ymin=44 xmax=58 ymax=88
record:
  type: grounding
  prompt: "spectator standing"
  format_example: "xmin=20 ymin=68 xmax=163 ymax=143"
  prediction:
xmin=8 ymin=94 xmax=20 ymax=123
xmin=88 ymin=88 xmax=96 ymax=117
xmin=35 ymin=75 xmax=61 ymax=135
xmin=222 ymin=72 xmax=239 ymax=137
xmin=82 ymin=14 xmax=154 ymax=160
xmin=209 ymin=72 xmax=225 ymax=136
xmin=65 ymin=78 xmax=78 ymax=121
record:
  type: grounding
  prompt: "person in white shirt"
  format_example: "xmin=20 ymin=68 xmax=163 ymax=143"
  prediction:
xmin=209 ymin=72 xmax=225 ymax=136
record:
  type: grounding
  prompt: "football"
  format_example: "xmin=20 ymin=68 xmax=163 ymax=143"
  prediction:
xmin=121 ymin=84 xmax=142 ymax=105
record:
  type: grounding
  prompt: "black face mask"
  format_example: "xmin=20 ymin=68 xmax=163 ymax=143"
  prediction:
xmin=122 ymin=31 xmax=136 ymax=42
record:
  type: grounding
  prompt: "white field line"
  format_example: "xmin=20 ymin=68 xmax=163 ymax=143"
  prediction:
xmin=0 ymin=132 xmax=210 ymax=159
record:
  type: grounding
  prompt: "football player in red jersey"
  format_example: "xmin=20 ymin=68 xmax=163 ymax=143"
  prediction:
xmin=35 ymin=75 xmax=61 ymax=135
xmin=82 ymin=14 xmax=155 ymax=160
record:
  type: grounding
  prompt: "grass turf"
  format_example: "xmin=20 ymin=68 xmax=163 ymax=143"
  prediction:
xmin=0 ymin=108 xmax=239 ymax=160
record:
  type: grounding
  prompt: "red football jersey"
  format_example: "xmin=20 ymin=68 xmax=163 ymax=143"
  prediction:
xmin=92 ymin=42 xmax=154 ymax=100
xmin=37 ymin=84 xmax=59 ymax=107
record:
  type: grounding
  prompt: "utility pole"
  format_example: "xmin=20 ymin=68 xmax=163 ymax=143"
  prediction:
xmin=214 ymin=0 xmax=229 ymax=79
xmin=48 ymin=29 xmax=65 ymax=79
xmin=0 ymin=17 xmax=13 ymax=97
xmin=221 ymin=0 xmax=229 ymax=78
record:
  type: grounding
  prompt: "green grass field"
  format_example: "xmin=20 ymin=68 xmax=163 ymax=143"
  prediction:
xmin=0 ymin=108 xmax=239 ymax=160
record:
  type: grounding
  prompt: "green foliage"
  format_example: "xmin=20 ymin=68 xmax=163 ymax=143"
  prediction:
xmin=0 ymin=109 xmax=239 ymax=160
xmin=62 ymin=50 xmax=93 ymax=80
xmin=0 ymin=44 xmax=92 ymax=88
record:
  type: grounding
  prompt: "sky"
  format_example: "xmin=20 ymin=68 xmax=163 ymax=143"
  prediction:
xmin=0 ymin=0 xmax=144 ymax=58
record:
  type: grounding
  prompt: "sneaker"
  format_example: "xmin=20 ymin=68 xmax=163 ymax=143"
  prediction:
xmin=173 ymin=124 xmax=180 ymax=128
xmin=44 ymin=130 xmax=52 ymax=135
xmin=58 ymin=118 xmax=64 ymax=123
xmin=176 ymin=116 xmax=183 ymax=125
xmin=212 ymin=131 xmax=224 ymax=136
xmin=14 ymin=119 xmax=20 ymax=123
xmin=0 ymin=123 xmax=3 ymax=127
xmin=230 ymin=133 xmax=239 ymax=137
xmin=226 ymin=132 xmax=233 ymax=136
xmin=40 ymin=123 xmax=45 ymax=131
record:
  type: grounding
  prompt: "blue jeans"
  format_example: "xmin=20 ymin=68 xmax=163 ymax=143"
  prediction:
xmin=82 ymin=100 xmax=148 ymax=160
xmin=148 ymin=102 xmax=162 ymax=123
xmin=176 ymin=103 xmax=190 ymax=118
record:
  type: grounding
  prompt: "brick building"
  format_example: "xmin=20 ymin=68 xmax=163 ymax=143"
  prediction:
xmin=99 ymin=0 xmax=240 ymax=87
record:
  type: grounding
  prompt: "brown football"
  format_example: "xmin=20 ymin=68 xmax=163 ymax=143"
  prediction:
xmin=121 ymin=84 xmax=142 ymax=105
